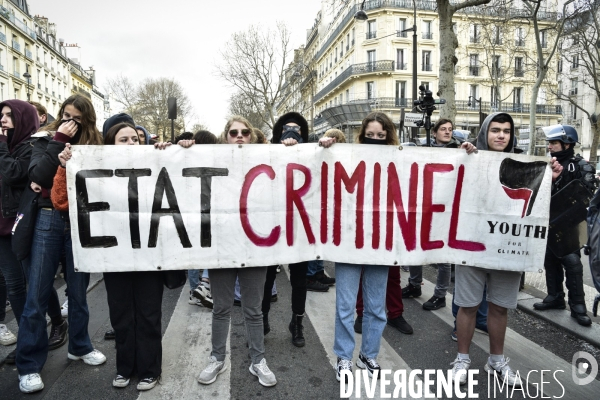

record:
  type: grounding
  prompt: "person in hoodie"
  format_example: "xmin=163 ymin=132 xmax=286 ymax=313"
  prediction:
xmin=450 ymin=113 xmax=563 ymax=388
xmin=16 ymin=95 xmax=106 ymax=394
xmin=135 ymin=125 xmax=152 ymax=145
xmin=0 ymin=100 xmax=39 ymax=355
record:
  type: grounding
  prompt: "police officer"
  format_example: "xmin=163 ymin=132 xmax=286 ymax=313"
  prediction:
xmin=534 ymin=125 xmax=596 ymax=326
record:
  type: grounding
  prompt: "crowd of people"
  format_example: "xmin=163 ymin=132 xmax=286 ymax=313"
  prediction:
xmin=0 ymin=94 xmax=597 ymax=395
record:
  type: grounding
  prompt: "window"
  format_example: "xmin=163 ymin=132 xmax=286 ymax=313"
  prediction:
xmin=352 ymin=28 xmax=355 ymax=45
xmin=513 ymin=87 xmax=522 ymax=105
xmin=367 ymin=50 xmax=376 ymax=71
xmin=367 ymin=81 xmax=375 ymax=99
xmin=395 ymin=81 xmax=407 ymax=106
xmin=514 ymin=57 xmax=524 ymax=77
xmin=492 ymin=56 xmax=501 ymax=77
xmin=470 ymin=24 xmax=480 ymax=43
xmin=558 ymin=81 xmax=563 ymax=96
xmin=558 ymin=58 xmax=562 ymax=73
xmin=515 ymin=27 xmax=524 ymax=46
xmin=12 ymin=57 xmax=18 ymax=74
xmin=491 ymin=86 xmax=499 ymax=108
xmin=492 ymin=26 xmax=502 ymax=45
xmin=422 ymin=21 xmax=433 ymax=39
xmin=396 ymin=49 xmax=405 ymax=70
xmin=398 ymin=18 xmax=407 ymax=37
xmin=0 ymin=83 xmax=3 ymax=101
xmin=570 ymin=78 xmax=578 ymax=96
xmin=422 ymin=51 xmax=431 ymax=71
xmin=570 ymin=103 xmax=577 ymax=119
xmin=452 ymin=23 xmax=457 ymax=34
xmin=469 ymin=84 xmax=478 ymax=104
xmin=367 ymin=20 xmax=376 ymax=39
xmin=540 ymin=30 xmax=547 ymax=48
xmin=469 ymin=54 xmax=479 ymax=76
xmin=571 ymin=55 xmax=579 ymax=69
xmin=346 ymin=89 xmax=350 ymax=103
xmin=346 ymin=33 xmax=350 ymax=49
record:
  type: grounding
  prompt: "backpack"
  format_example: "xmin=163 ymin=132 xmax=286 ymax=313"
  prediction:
xmin=573 ymin=154 xmax=599 ymax=195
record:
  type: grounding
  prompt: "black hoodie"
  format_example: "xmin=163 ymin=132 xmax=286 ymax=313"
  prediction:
xmin=271 ymin=112 xmax=309 ymax=144
xmin=0 ymin=100 xmax=40 ymax=232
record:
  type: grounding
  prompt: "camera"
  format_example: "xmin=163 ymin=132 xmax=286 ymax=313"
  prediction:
xmin=413 ymin=85 xmax=446 ymax=113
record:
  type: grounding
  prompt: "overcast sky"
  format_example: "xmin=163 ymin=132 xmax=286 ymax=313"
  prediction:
xmin=28 ymin=0 xmax=324 ymax=134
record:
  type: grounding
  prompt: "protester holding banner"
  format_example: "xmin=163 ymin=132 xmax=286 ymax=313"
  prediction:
xmin=0 ymin=100 xmax=40 ymax=353
xmin=198 ymin=116 xmax=276 ymax=388
xmin=266 ymin=111 xmax=312 ymax=348
xmin=15 ymin=95 xmax=106 ymax=394
xmin=451 ymin=112 xmax=562 ymax=388
xmin=533 ymin=125 xmax=596 ymax=326
xmin=319 ymin=111 xmax=402 ymax=381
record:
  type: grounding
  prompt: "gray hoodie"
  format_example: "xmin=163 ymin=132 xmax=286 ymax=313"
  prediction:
xmin=475 ymin=112 xmax=515 ymax=153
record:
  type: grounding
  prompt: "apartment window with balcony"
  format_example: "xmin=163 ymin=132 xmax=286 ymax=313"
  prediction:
xmin=570 ymin=78 xmax=578 ymax=96
xmin=398 ymin=18 xmax=407 ymax=37
xmin=513 ymin=87 xmax=522 ymax=106
xmin=12 ymin=57 xmax=19 ymax=75
xmin=469 ymin=54 xmax=479 ymax=76
xmin=335 ymin=47 xmax=338 ymax=63
xmin=367 ymin=50 xmax=376 ymax=71
xmin=352 ymin=28 xmax=355 ymax=45
xmin=395 ymin=80 xmax=407 ymax=107
xmin=396 ymin=49 xmax=406 ymax=70
xmin=469 ymin=24 xmax=480 ymax=43
xmin=346 ymin=33 xmax=350 ymax=50
xmin=491 ymin=86 xmax=499 ymax=108
xmin=367 ymin=20 xmax=376 ymax=39
xmin=422 ymin=21 xmax=433 ymax=40
xmin=422 ymin=51 xmax=432 ymax=71
xmin=469 ymin=84 xmax=478 ymax=105
xmin=558 ymin=81 xmax=563 ymax=96
xmin=571 ymin=55 xmax=579 ymax=69
xmin=346 ymin=89 xmax=350 ymax=103
xmin=514 ymin=57 xmax=524 ymax=77
xmin=492 ymin=26 xmax=502 ymax=45
xmin=570 ymin=103 xmax=577 ymax=119
xmin=421 ymin=81 xmax=430 ymax=91
xmin=37 ymin=69 xmax=41 ymax=88
xmin=540 ymin=30 xmax=547 ymax=48
xmin=14 ymin=89 xmax=18 ymax=99
xmin=367 ymin=81 xmax=375 ymax=99
xmin=515 ymin=27 xmax=524 ymax=46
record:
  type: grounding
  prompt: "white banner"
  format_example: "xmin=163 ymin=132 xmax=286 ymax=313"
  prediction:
xmin=66 ymin=144 xmax=551 ymax=273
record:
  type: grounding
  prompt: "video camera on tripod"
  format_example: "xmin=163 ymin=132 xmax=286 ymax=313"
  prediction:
xmin=413 ymin=85 xmax=446 ymax=146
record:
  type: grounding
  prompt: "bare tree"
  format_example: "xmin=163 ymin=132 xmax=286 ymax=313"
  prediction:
xmin=106 ymin=77 xmax=194 ymax=142
xmin=437 ymin=0 xmax=493 ymax=121
xmin=216 ymin=22 xmax=291 ymax=131
xmin=552 ymin=1 xmax=600 ymax=162
xmin=524 ymin=0 xmax=578 ymax=155
xmin=227 ymin=90 xmax=267 ymax=132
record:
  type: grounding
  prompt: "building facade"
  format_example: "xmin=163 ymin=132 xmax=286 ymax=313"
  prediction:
xmin=278 ymin=0 xmax=562 ymax=146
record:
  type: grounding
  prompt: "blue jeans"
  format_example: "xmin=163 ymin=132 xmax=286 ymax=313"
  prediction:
xmin=452 ymin=286 xmax=488 ymax=329
xmin=0 ymin=235 xmax=27 ymax=325
xmin=334 ymin=263 xmax=388 ymax=360
xmin=188 ymin=269 xmax=200 ymax=290
xmin=307 ymin=259 xmax=323 ymax=277
xmin=16 ymin=209 xmax=93 ymax=375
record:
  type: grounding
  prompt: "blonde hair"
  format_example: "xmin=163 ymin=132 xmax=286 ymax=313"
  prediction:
xmin=219 ymin=116 xmax=257 ymax=144
xmin=324 ymin=128 xmax=347 ymax=143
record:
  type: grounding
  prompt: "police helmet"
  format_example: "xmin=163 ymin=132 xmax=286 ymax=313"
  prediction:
xmin=542 ymin=124 xmax=578 ymax=144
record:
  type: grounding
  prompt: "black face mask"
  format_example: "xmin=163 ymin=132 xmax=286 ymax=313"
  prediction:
xmin=280 ymin=126 xmax=303 ymax=143
xmin=6 ymin=128 xmax=14 ymax=145
xmin=363 ymin=137 xmax=387 ymax=145
xmin=61 ymin=119 xmax=83 ymax=143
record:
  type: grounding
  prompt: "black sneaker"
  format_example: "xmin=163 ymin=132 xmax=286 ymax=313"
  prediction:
xmin=423 ymin=295 xmax=446 ymax=311
xmin=271 ymin=294 xmax=278 ymax=303
xmin=354 ymin=316 xmax=363 ymax=334
xmin=314 ymin=271 xmax=335 ymax=286
xmin=306 ymin=278 xmax=329 ymax=292
xmin=104 ymin=329 xmax=116 ymax=340
xmin=401 ymin=283 xmax=422 ymax=298
xmin=233 ymin=299 xmax=241 ymax=307
xmin=387 ymin=316 xmax=413 ymax=334
xmin=48 ymin=320 xmax=68 ymax=350
xmin=336 ymin=357 xmax=353 ymax=382
xmin=357 ymin=353 xmax=381 ymax=378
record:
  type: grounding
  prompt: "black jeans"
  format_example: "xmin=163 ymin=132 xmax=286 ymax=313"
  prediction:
xmin=104 ymin=271 xmax=163 ymax=379
xmin=261 ymin=266 xmax=278 ymax=316
xmin=262 ymin=262 xmax=307 ymax=315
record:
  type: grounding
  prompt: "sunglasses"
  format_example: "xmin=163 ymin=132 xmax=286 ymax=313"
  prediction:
xmin=283 ymin=125 xmax=301 ymax=133
xmin=228 ymin=129 xmax=251 ymax=137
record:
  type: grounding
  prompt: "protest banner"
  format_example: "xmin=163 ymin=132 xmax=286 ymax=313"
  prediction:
xmin=66 ymin=143 xmax=551 ymax=273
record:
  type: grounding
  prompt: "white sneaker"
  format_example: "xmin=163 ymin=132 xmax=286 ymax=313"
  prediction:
xmin=68 ymin=349 xmax=106 ymax=365
xmin=484 ymin=357 xmax=522 ymax=387
xmin=192 ymin=285 xmax=213 ymax=309
xmin=61 ymin=300 xmax=68 ymax=317
xmin=19 ymin=373 xmax=44 ymax=393
xmin=249 ymin=358 xmax=277 ymax=387
xmin=450 ymin=356 xmax=471 ymax=385
xmin=188 ymin=291 xmax=203 ymax=306
xmin=198 ymin=356 xmax=227 ymax=385
xmin=0 ymin=324 xmax=17 ymax=346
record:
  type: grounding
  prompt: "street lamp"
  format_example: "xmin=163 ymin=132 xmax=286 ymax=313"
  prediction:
xmin=23 ymin=66 xmax=32 ymax=101
xmin=468 ymin=95 xmax=482 ymax=127
xmin=355 ymin=0 xmax=418 ymax=140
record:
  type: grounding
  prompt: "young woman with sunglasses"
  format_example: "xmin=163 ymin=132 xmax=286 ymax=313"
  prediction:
xmin=199 ymin=116 xmax=277 ymax=388
xmin=15 ymin=95 xmax=106 ymax=394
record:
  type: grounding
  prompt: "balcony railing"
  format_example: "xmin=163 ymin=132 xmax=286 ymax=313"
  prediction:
xmin=396 ymin=63 xmax=408 ymax=70
xmin=469 ymin=66 xmax=479 ymax=76
xmin=25 ymin=49 xmax=33 ymax=60
xmin=13 ymin=71 xmax=20 ymax=79
xmin=541 ymin=41 xmax=547 ymax=48
xmin=397 ymin=31 xmax=407 ymax=38
xmin=0 ymin=65 xmax=4 ymax=72
xmin=422 ymin=64 xmax=432 ymax=71
xmin=395 ymin=98 xmax=409 ymax=107
xmin=470 ymin=36 xmax=480 ymax=43
xmin=515 ymin=39 xmax=525 ymax=46
xmin=493 ymin=38 xmax=503 ymax=45
xmin=454 ymin=99 xmax=562 ymax=114
xmin=514 ymin=68 xmax=524 ymax=77
xmin=569 ymin=88 xmax=578 ymax=96
xmin=366 ymin=31 xmax=377 ymax=39
xmin=314 ymin=60 xmax=395 ymax=102
xmin=1 ymin=6 xmax=37 ymax=39
xmin=12 ymin=41 xmax=21 ymax=52
xmin=422 ymin=32 xmax=433 ymax=40
xmin=571 ymin=64 xmax=579 ymax=70
xmin=0 ymin=32 xmax=6 ymax=44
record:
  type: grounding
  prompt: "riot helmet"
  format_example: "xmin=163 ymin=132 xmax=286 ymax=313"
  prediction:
xmin=542 ymin=124 xmax=578 ymax=144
